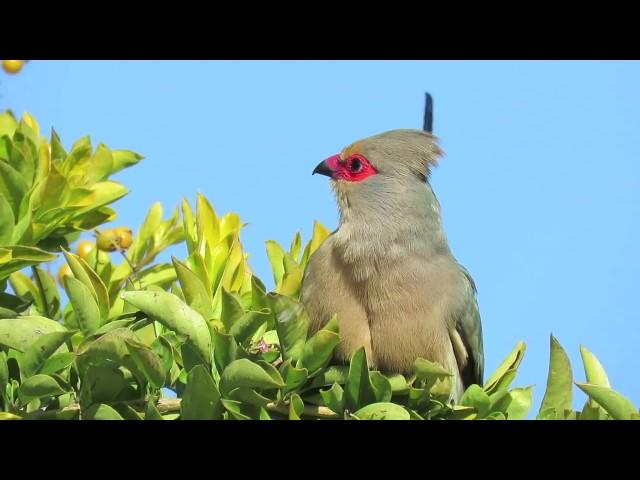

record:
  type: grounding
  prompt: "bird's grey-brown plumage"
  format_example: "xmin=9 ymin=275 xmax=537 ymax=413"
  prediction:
xmin=301 ymin=129 xmax=483 ymax=402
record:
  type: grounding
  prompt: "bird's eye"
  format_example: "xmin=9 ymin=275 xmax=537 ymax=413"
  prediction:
xmin=350 ymin=158 xmax=362 ymax=172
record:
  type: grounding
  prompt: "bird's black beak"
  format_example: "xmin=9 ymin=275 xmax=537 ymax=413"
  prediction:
xmin=312 ymin=159 xmax=335 ymax=178
xmin=313 ymin=154 xmax=340 ymax=178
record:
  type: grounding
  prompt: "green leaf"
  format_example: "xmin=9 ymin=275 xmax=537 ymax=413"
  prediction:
xmin=137 ymin=263 xmax=177 ymax=290
xmin=181 ymin=364 xmax=223 ymax=420
xmin=459 ymin=384 xmax=491 ymax=418
xmin=220 ymin=288 xmax=245 ymax=332
xmin=10 ymin=131 xmax=37 ymax=186
xmin=320 ymin=382 xmax=345 ymax=414
xmin=125 ymin=339 xmax=166 ymax=388
xmin=8 ymin=270 xmax=38 ymax=304
xmin=62 ymin=249 xmax=109 ymax=322
xmin=386 ymin=373 xmax=409 ymax=394
xmin=40 ymin=352 xmax=76 ymax=376
xmin=307 ymin=365 xmax=350 ymax=391
xmin=407 ymin=387 xmax=431 ymax=412
xmin=228 ymin=387 xmax=272 ymax=408
xmin=256 ymin=360 xmax=285 ymax=386
xmin=172 ymin=257 xmax=214 ymax=321
xmin=538 ymin=335 xmax=573 ymax=419
xmin=111 ymin=149 xmax=143 ymax=175
xmin=485 ymin=412 xmax=507 ymax=420
xmin=93 ymin=318 xmax=137 ymax=336
xmin=289 ymin=393 xmax=304 ymax=420
xmin=219 ymin=213 xmax=241 ymax=240
xmin=0 ymin=316 xmax=66 ymax=352
xmin=151 ymin=336 xmax=174 ymax=379
xmin=76 ymin=327 xmax=138 ymax=364
xmin=353 ymin=402 xmax=410 ymax=420
xmin=63 ymin=276 xmax=101 ymax=336
xmin=79 ymin=365 xmax=126 ymax=409
xmin=414 ymin=357 xmax=453 ymax=395
xmin=220 ymin=399 xmax=252 ymax=420
xmin=280 ymin=360 xmax=308 ymax=394
xmin=0 ymin=194 xmax=15 ymax=245
xmin=131 ymin=201 xmax=162 ymax=264
xmin=20 ymin=330 xmax=75 ymax=379
xmin=145 ymin=400 xmax=164 ymax=420
xmin=49 ymin=128 xmax=66 ymax=161
xmin=34 ymin=164 xmax=69 ymax=218
xmin=0 ymin=351 xmax=8 ymax=393
xmin=212 ymin=329 xmax=238 ymax=374
xmin=220 ymin=359 xmax=284 ymax=396
xmin=121 ymin=290 xmax=211 ymax=366
xmin=369 ymin=371 xmax=393 ymax=403
xmin=297 ymin=329 xmax=340 ymax=375
xmin=414 ymin=357 xmax=453 ymax=380
xmin=250 ymin=275 xmax=269 ymax=313
xmin=83 ymin=403 xmax=124 ymax=420
xmin=19 ymin=374 xmax=67 ymax=400
xmin=115 ymin=404 xmax=144 ymax=421
xmin=181 ymin=198 xmax=197 ymax=256
xmin=289 ymin=232 xmax=302 ymax=262
xmin=278 ymin=255 xmax=303 ymax=297
xmin=579 ymin=345 xmax=611 ymax=409
xmin=82 ymin=181 xmax=128 ymax=211
xmin=0 ymin=412 xmax=21 ymax=420
xmin=31 ymin=267 xmax=60 ymax=320
xmin=196 ymin=192 xmax=220 ymax=258
xmin=0 ymin=111 xmax=18 ymax=137
xmin=0 ymin=246 xmax=57 ymax=280
xmin=449 ymin=405 xmax=478 ymax=420
xmin=483 ymin=341 xmax=527 ymax=395
xmin=84 ymin=143 xmax=114 ymax=182
xmin=300 ymin=221 xmax=331 ymax=269
xmin=345 ymin=347 xmax=377 ymax=411
xmin=265 ymin=240 xmax=286 ymax=286
xmin=322 ymin=314 xmax=339 ymax=334
xmin=268 ymin=293 xmax=309 ymax=363
xmin=0 ymin=160 xmax=28 ymax=219
xmin=505 ymin=386 xmax=534 ymax=420
xmin=229 ymin=310 xmax=270 ymax=345
xmin=575 ymin=383 xmax=638 ymax=420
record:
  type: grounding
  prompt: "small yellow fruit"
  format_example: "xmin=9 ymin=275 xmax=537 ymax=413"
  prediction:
xmin=76 ymin=240 xmax=96 ymax=260
xmin=57 ymin=264 xmax=73 ymax=286
xmin=2 ymin=60 xmax=25 ymax=75
xmin=96 ymin=229 xmax=119 ymax=252
xmin=113 ymin=227 xmax=133 ymax=250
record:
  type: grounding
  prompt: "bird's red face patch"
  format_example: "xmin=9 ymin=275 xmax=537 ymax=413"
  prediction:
xmin=325 ymin=153 xmax=378 ymax=182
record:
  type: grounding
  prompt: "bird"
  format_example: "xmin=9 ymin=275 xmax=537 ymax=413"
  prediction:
xmin=300 ymin=128 xmax=483 ymax=402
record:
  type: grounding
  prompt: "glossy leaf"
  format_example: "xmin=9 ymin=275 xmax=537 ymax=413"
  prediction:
xmin=353 ymin=402 xmax=410 ymax=420
xmin=20 ymin=330 xmax=75 ymax=379
xmin=219 ymin=359 xmax=285 ymax=396
xmin=538 ymin=335 xmax=573 ymax=419
xmin=121 ymin=290 xmax=211 ymax=366
xmin=345 ymin=347 xmax=377 ymax=411
xmin=181 ymin=365 xmax=223 ymax=420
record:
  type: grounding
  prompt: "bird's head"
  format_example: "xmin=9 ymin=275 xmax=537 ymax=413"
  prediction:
xmin=313 ymin=129 xmax=443 ymax=219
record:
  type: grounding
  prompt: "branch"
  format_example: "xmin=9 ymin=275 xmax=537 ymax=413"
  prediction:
xmin=28 ymin=397 xmax=339 ymax=419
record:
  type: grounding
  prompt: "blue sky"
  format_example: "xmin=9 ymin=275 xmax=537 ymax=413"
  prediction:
xmin=3 ymin=60 xmax=639 ymax=415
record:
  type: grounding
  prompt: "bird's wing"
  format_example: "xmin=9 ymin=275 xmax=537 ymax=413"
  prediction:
xmin=448 ymin=266 xmax=484 ymax=390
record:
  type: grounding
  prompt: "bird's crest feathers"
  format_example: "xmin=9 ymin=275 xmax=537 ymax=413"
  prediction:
xmin=343 ymin=129 xmax=443 ymax=181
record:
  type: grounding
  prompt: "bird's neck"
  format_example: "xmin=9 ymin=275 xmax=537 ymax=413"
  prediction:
xmin=333 ymin=181 xmax=451 ymax=265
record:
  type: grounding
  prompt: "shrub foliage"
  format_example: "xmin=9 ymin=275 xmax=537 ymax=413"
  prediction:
xmin=0 ymin=111 xmax=637 ymax=420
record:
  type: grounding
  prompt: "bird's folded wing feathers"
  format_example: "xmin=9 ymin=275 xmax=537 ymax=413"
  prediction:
xmin=449 ymin=266 xmax=484 ymax=390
